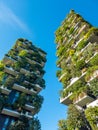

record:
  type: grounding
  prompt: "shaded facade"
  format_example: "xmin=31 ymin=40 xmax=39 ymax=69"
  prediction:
xmin=0 ymin=38 xmax=46 ymax=129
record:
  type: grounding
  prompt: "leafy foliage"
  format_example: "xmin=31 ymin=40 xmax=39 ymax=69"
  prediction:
xmin=30 ymin=117 xmax=41 ymax=130
xmin=9 ymin=116 xmax=29 ymax=130
xmin=58 ymin=120 xmax=68 ymax=130
xmin=19 ymin=50 xmax=28 ymax=57
xmin=66 ymin=105 xmax=87 ymax=130
xmin=0 ymin=61 xmax=4 ymax=71
xmin=85 ymin=107 xmax=98 ymax=130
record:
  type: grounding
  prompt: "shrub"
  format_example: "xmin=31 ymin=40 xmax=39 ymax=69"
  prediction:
xmin=19 ymin=50 xmax=28 ymax=57
xmin=0 ymin=61 xmax=4 ymax=71
xmin=66 ymin=104 xmax=87 ymax=130
xmin=56 ymin=70 xmax=61 ymax=78
xmin=69 ymin=49 xmax=75 ymax=56
xmin=76 ymin=59 xmax=86 ymax=70
xmin=89 ymin=54 xmax=98 ymax=66
xmin=85 ymin=66 xmax=98 ymax=82
xmin=85 ymin=27 xmax=98 ymax=39
xmin=90 ymin=78 xmax=98 ymax=97
xmin=0 ymin=72 xmax=5 ymax=85
xmin=77 ymin=40 xmax=88 ymax=51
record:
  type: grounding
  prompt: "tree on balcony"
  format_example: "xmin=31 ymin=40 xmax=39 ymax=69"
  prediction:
xmin=30 ymin=117 xmax=41 ymax=130
xmin=12 ymin=93 xmax=27 ymax=112
xmin=76 ymin=59 xmax=86 ymax=71
xmin=19 ymin=50 xmax=28 ymax=57
xmin=13 ymin=59 xmax=27 ymax=71
xmin=89 ymin=78 xmax=98 ymax=97
xmin=3 ymin=76 xmax=14 ymax=89
xmin=0 ymin=61 xmax=4 ymax=71
xmin=9 ymin=115 xmax=29 ymax=130
xmin=58 ymin=120 xmax=68 ymax=130
xmin=0 ymin=95 xmax=8 ymax=112
xmin=28 ymin=94 xmax=43 ymax=113
xmin=0 ymin=71 xmax=5 ymax=85
xmin=66 ymin=104 xmax=88 ymax=130
xmin=85 ymin=106 xmax=98 ymax=130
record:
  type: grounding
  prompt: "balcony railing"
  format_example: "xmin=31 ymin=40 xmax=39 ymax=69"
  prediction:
xmin=23 ymin=81 xmax=42 ymax=93
xmin=73 ymin=92 xmax=95 ymax=107
xmin=60 ymin=93 xmax=72 ymax=105
xmin=87 ymin=99 xmax=98 ymax=108
xmin=20 ymin=68 xmax=41 ymax=78
xmin=20 ymin=68 xmax=30 ymax=74
xmin=38 ymin=51 xmax=46 ymax=58
xmin=13 ymin=83 xmax=37 ymax=95
xmin=0 ymin=86 xmax=11 ymax=95
xmin=3 ymin=56 xmax=16 ymax=64
xmin=86 ymin=52 xmax=98 ymax=63
xmin=4 ymin=66 xmax=18 ymax=76
xmin=26 ymin=57 xmax=43 ymax=67
xmin=59 ymin=73 xmax=66 ymax=81
xmin=88 ymin=70 xmax=98 ymax=82
xmin=24 ymin=104 xmax=36 ymax=114
xmin=34 ymin=84 xmax=42 ymax=92
xmin=1 ymin=108 xmax=33 ymax=119
xmin=24 ymin=112 xmax=33 ymax=119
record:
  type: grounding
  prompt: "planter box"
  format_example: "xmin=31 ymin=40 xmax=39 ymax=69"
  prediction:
xmin=73 ymin=92 xmax=95 ymax=107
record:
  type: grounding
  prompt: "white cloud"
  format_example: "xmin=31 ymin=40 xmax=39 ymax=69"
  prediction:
xmin=0 ymin=2 xmax=31 ymax=33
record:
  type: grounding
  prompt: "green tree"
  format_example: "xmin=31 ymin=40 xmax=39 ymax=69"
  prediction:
xmin=0 ymin=61 xmax=4 ymax=71
xmin=66 ymin=105 xmax=87 ymax=130
xmin=85 ymin=107 xmax=98 ymax=130
xmin=9 ymin=116 xmax=29 ymax=130
xmin=19 ymin=50 xmax=28 ymax=57
xmin=30 ymin=117 xmax=41 ymax=130
xmin=58 ymin=120 xmax=68 ymax=130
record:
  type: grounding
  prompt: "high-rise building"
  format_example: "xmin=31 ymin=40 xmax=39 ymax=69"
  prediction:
xmin=0 ymin=38 xmax=47 ymax=129
xmin=55 ymin=10 xmax=98 ymax=130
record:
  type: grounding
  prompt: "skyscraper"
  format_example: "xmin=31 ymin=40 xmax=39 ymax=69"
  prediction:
xmin=55 ymin=10 xmax=98 ymax=130
xmin=0 ymin=38 xmax=46 ymax=129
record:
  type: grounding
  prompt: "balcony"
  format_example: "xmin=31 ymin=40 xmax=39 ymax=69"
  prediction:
xmin=24 ymin=112 xmax=33 ymax=119
xmin=13 ymin=83 xmax=37 ymax=95
xmin=20 ymin=68 xmax=30 ymax=74
xmin=60 ymin=93 xmax=72 ymax=105
xmin=20 ymin=68 xmax=41 ymax=78
xmin=86 ymin=52 xmax=98 ymax=63
xmin=34 ymin=84 xmax=42 ymax=92
xmin=66 ymin=72 xmax=86 ymax=90
xmin=4 ymin=66 xmax=18 ymax=76
xmin=1 ymin=108 xmax=33 ymax=119
xmin=73 ymin=92 xmax=95 ymax=107
xmin=24 ymin=104 xmax=36 ymax=114
xmin=1 ymin=108 xmax=20 ymax=118
xmin=23 ymin=81 xmax=42 ymax=93
xmin=87 ymin=99 xmax=98 ymax=108
xmin=26 ymin=57 xmax=42 ymax=67
xmin=38 ymin=51 xmax=46 ymax=58
xmin=80 ymin=42 xmax=91 ymax=53
xmin=88 ymin=34 xmax=98 ymax=43
xmin=88 ymin=70 xmax=98 ymax=82
xmin=0 ymin=86 xmax=11 ymax=95
xmin=59 ymin=73 xmax=66 ymax=81
xmin=3 ymin=56 xmax=16 ymax=65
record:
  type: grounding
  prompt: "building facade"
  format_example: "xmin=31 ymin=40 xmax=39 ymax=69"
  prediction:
xmin=55 ymin=10 xmax=98 ymax=130
xmin=0 ymin=38 xmax=46 ymax=129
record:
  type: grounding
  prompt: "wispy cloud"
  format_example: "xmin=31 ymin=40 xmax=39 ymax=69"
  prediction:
xmin=0 ymin=2 xmax=31 ymax=33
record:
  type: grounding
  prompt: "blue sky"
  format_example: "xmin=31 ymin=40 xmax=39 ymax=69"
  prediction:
xmin=0 ymin=0 xmax=98 ymax=130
